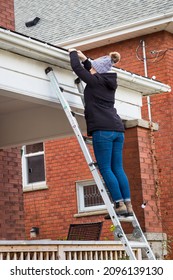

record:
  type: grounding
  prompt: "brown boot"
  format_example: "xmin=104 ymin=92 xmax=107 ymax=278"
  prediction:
xmin=125 ymin=201 xmax=133 ymax=216
xmin=114 ymin=201 xmax=128 ymax=216
xmin=104 ymin=201 xmax=127 ymax=219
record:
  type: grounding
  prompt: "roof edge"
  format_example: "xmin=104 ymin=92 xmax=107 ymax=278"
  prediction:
xmin=0 ymin=26 xmax=69 ymax=66
xmin=115 ymin=67 xmax=171 ymax=94
xmin=0 ymin=27 xmax=171 ymax=94
xmin=57 ymin=12 xmax=173 ymax=50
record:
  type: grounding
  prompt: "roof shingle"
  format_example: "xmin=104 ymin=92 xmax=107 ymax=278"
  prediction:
xmin=14 ymin=0 xmax=173 ymax=44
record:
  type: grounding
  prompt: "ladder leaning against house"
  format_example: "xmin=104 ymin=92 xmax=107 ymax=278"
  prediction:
xmin=45 ymin=67 xmax=156 ymax=260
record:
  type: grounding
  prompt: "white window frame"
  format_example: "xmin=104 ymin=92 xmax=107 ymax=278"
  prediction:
xmin=76 ymin=179 xmax=107 ymax=213
xmin=21 ymin=144 xmax=47 ymax=192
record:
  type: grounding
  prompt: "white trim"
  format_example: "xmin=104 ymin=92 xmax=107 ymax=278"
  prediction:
xmin=21 ymin=145 xmax=46 ymax=190
xmin=0 ymin=27 xmax=171 ymax=95
xmin=23 ymin=183 xmax=48 ymax=192
xmin=114 ymin=68 xmax=171 ymax=94
xmin=76 ymin=179 xmax=107 ymax=213
xmin=0 ymin=28 xmax=69 ymax=69
xmin=58 ymin=12 xmax=173 ymax=50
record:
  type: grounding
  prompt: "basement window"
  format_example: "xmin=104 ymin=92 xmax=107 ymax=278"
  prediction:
xmin=22 ymin=142 xmax=47 ymax=191
xmin=76 ymin=180 xmax=110 ymax=213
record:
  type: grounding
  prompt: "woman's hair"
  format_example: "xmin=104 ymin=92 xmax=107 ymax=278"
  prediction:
xmin=109 ymin=51 xmax=121 ymax=63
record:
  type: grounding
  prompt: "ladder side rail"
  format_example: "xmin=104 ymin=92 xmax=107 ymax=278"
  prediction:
xmin=131 ymin=213 xmax=156 ymax=260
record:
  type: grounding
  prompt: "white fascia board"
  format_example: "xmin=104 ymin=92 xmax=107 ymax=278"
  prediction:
xmin=0 ymin=27 xmax=70 ymax=69
xmin=0 ymin=27 xmax=171 ymax=95
xmin=58 ymin=12 xmax=173 ymax=50
xmin=114 ymin=68 xmax=171 ymax=95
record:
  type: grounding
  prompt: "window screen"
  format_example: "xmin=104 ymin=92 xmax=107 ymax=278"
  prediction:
xmin=83 ymin=184 xmax=104 ymax=207
xmin=27 ymin=154 xmax=45 ymax=183
xmin=22 ymin=142 xmax=46 ymax=188
xmin=26 ymin=142 xmax=43 ymax=154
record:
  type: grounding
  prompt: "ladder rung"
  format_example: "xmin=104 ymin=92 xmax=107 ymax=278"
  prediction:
xmin=72 ymin=111 xmax=84 ymax=117
xmin=118 ymin=216 xmax=135 ymax=222
xmin=83 ymin=136 xmax=93 ymax=145
xmin=129 ymin=241 xmax=149 ymax=248
xmin=108 ymin=216 xmax=135 ymax=223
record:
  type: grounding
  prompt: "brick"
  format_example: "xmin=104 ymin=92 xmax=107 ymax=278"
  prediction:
xmin=0 ymin=0 xmax=15 ymax=30
xmin=0 ymin=147 xmax=25 ymax=240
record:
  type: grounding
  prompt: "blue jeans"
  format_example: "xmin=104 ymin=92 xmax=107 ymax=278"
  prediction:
xmin=92 ymin=130 xmax=131 ymax=202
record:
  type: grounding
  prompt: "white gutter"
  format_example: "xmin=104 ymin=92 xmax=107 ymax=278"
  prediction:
xmin=58 ymin=11 xmax=173 ymax=49
xmin=0 ymin=27 xmax=69 ymax=67
xmin=0 ymin=27 xmax=171 ymax=94
xmin=114 ymin=68 xmax=171 ymax=94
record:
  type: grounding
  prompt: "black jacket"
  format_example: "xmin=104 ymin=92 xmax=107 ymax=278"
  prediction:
xmin=70 ymin=51 xmax=125 ymax=136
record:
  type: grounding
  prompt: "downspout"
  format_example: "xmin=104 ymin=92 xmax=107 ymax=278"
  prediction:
xmin=142 ymin=40 xmax=152 ymax=122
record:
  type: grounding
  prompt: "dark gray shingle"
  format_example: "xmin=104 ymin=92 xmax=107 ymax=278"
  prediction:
xmin=14 ymin=0 xmax=173 ymax=44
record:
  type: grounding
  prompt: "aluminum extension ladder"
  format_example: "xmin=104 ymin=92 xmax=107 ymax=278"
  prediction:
xmin=45 ymin=67 xmax=156 ymax=260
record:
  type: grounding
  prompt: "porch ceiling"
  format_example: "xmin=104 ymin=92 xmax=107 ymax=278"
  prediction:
xmin=0 ymin=90 xmax=86 ymax=149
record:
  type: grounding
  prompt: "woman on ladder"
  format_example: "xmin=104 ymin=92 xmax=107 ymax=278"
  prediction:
xmin=68 ymin=49 xmax=133 ymax=218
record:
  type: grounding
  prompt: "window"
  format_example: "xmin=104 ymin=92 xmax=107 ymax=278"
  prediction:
xmin=22 ymin=142 xmax=47 ymax=191
xmin=76 ymin=180 xmax=112 ymax=213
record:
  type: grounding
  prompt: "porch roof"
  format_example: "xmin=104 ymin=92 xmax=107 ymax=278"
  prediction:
xmin=0 ymin=27 xmax=171 ymax=148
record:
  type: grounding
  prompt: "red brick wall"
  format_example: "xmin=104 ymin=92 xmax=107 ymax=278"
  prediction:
xmin=138 ymin=32 xmax=173 ymax=259
xmin=124 ymin=127 xmax=162 ymax=232
xmin=149 ymin=32 xmax=173 ymax=259
xmin=0 ymin=148 xmax=25 ymax=239
xmin=0 ymin=0 xmax=15 ymax=30
xmin=0 ymin=1 xmax=25 ymax=240
xmin=24 ymin=127 xmax=162 ymax=240
xmin=23 ymin=137 xmax=120 ymax=240
xmin=85 ymin=31 xmax=170 ymax=80
xmin=24 ymin=137 xmax=104 ymax=240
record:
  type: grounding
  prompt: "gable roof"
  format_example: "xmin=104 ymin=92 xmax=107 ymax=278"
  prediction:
xmin=14 ymin=0 xmax=173 ymax=49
